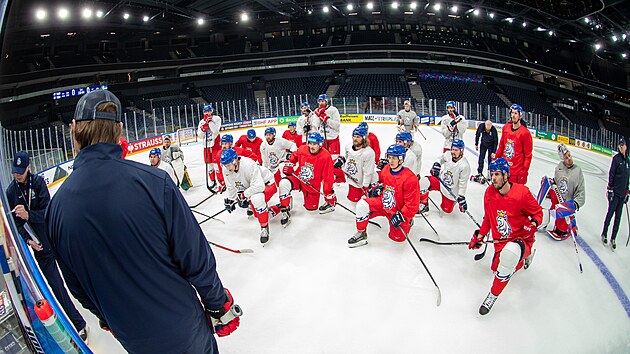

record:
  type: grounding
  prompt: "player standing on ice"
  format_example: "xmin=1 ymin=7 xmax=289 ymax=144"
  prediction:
xmin=494 ymin=104 xmax=533 ymax=184
xmin=469 ymin=157 xmax=541 ymax=315
xmin=214 ymin=134 xmax=260 ymax=194
xmin=334 ymin=126 xmax=378 ymax=203
xmin=161 ymin=135 xmax=186 ymax=187
xmin=311 ymin=94 xmax=344 ymax=182
xmin=279 ymin=132 xmax=337 ymax=224
xmin=473 ymin=120 xmax=498 ymax=183
xmin=348 ymin=144 xmax=420 ymax=248
xmin=235 ymin=129 xmax=263 ymax=164
xmin=297 ymin=102 xmax=315 ymax=146
xmin=358 ymin=122 xmax=381 ymax=164
xmin=396 ymin=100 xmax=418 ymax=133
xmin=542 ymin=143 xmax=585 ymax=240
xmin=260 ymin=127 xmax=297 ymax=185
xmin=198 ymin=104 xmax=222 ymax=189
xmin=418 ymin=139 xmax=471 ymax=214
xmin=601 ymin=138 xmax=629 ymax=250
xmin=283 ymin=121 xmax=303 ymax=147
xmin=47 ymin=90 xmax=240 ymax=353
xmin=440 ymin=101 xmax=466 ymax=153
xmin=220 ymin=149 xmax=280 ymax=244
xmin=149 ymin=148 xmax=177 ymax=185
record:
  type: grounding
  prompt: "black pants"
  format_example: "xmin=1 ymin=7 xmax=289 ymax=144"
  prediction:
xmin=478 ymin=146 xmax=493 ymax=174
xmin=602 ymin=195 xmax=625 ymax=240
xmin=35 ymin=246 xmax=86 ymax=331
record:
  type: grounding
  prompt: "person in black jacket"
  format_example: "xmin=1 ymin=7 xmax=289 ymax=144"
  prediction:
xmin=474 ymin=120 xmax=499 ymax=177
xmin=601 ymin=138 xmax=630 ymax=250
xmin=5 ymin=151 xmax=88 ymax=341
xmin=46 ymin=90 xmax=240 ymax=354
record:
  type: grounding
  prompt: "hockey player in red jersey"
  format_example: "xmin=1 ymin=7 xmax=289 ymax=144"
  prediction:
xmin=282 ymin=122 xmax=303 ymax=147
xmin=278 ymin=132 xmax=337 ymax=226
xmin=359 ymin=122 xmax=381 ymax=164
xmin=235 ymin=129 xmax=263 ymax=164
xmin=494 ymin=104 xmax=533 ymax=184
xmin=469 ymin=158 xmax=542 ymax=315
xmin=214 ymin=134 xmax=260 ymax=194
xmin=197 ymin=104 xmax=222 ymax=189
xmin=348 ymin=144 xmax=420 ymax=247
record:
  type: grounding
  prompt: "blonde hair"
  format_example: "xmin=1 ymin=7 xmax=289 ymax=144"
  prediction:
xmin=73 ymin=102 xmax=121 ymax=151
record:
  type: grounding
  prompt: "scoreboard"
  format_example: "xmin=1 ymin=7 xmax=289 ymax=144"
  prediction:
xmin=52 ymin=85 xmax=108 ymax=100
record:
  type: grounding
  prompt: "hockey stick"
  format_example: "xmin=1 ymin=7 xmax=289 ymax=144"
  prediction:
xmin=192 ymin=209 xmax=225 ymax=224
xmin=208 ymin=240 xmax=254 ymax=254
xmin=568 ymin=217 xmax=583 ymax=273
xmin=427 ymin=196 xmax=443 ymax=218
xmin=291 ymin=173 xmax=382 ymax=228
xmin=626 ymin=203 xmax=630 ymax=247
xmin=189 ymin=193 xmax=216 ymax=209
xmin=199 ymin=208 xmax=229 ymax=225
xmin=418 ymin=237 xmax=495 ymax=246
xmin=415 ymin=126 xmax=427 ymax=140
xmin=400 ymin=227 xmax=441 ymax=306
xmin=416 ymin=210 xmax=439 ymax=236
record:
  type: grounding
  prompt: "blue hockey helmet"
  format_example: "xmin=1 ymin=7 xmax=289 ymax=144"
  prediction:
xmin=510 ymin=104 xmax=524 ymax=114
xmin=301 ymin=102 xmax=310 ymax=107
xmin=386 ymin=144 xmax=406 ymax=161
xmin=221 ymin=134 xmax=234 ymax=143
xmin=396 ymin=131 xmax=413 ymax=143
xmin=358 ymin=121 xmax=368 ymax=129
xmin=220 ymin=148 xmax=239 ymax=165
xmin=264 ymin=127 xmax=276 ymax=136
xmin=446 ymin=101 xmax=456 ymax=108
xmin=451 ymin=138 xmax=465 ymax=150
xmin=247 ymin=129 xmax=256 ymax=139
xmin=307 ymin=132 xmax=324 ymax=145
xmin=489 ymin=157 xmax=510 ymax=177
xmin=352 ymin=126 xmax=368 ymax=138
xmin=288 ymin=121 xmax=297 ymax=128
xmin=149 ymin=147 xmax=161 ymax=156
xmin=203 ymin=104 xmax=213 ymax=112
xmin=317 ymin=94 xmax=328 ymax=101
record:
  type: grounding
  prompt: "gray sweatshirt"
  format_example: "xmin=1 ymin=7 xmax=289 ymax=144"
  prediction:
xmin=554 ymin=161 xmax=586 ymax=209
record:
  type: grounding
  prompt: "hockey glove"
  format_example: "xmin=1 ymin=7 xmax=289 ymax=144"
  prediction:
xmin=457 ymin=196 xmax=467 ymax=213
xmin=449 ymin=119 xmax=458 ymax=128
xmin=390 ymin=211 xmax=404 ymax=229
xmin=607 ymin=188 xmax=614 ymax=202
xmin=625 ymin=190 xmax=629 ymax=204
xmin=469 ymin=230 xmax=484 ymax=250
xmin=430 ymin=162 xmax=441 ymax=177
xmin=517 ymin=171 xmax=528 ymax=184
xmin=367 ymin=183 xmax=384 ymax=198
xmin=237 ymin=192 xmax=249 ymax=208
xmin=303 ymin=122 xmax=311 ymax=134
xmin=285 ymin=151 xmax=293 ymax=161
xmin=172 ymin=151 xmax=182 ymax=160
xmin=206 ymin=288 xmax=241 ymax=337
xmin=224 ymin=198 xmax=237 ymax=213
xmin=200 ymin=122 xmax=210 ymax=133
xmin=283 ymin=163 xmax=294 ymax=176
xmin=334 ymin=156 xmax=346 ymax=169
xmin=377 ymin=158 xmax=389 ymax=170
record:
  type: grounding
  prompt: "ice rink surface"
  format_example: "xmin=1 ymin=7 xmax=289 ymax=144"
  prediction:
xmin=52 ymin=123 xmax=630 ymax=353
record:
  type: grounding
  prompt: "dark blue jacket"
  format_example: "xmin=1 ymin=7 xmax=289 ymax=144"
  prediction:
xmin=5 ymin=173 xmax=50 ymax=245
xmin=608 ymin=151 xmax=630 ymax=197
xmin=46 ymin=143 xmax=225 ymax=354
xmin=474 ymin=124 xmax=498 ymax=151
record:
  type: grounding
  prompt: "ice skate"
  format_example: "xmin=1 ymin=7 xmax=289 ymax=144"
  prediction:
xmin=280 ymin=207 xmax=291 ymax=228
xmin=260 ymin=226 xmax=269 ymax=244
xmin=601 ymin=233 xmax=607 ymax=245
xmin=524 ymin=249 xmax=536 ymax=270
xmin=348 ymin=230 xmax=368 ymax=248
xmin=418 ymin=203 xmax=429 ymax=214
xmin=319 ymin=202 xmax=335 ymax=214
xmin=611 ymin=238 xmax=616 ymax=251
xmin=479 ymin=292 xmax=498 ymax=315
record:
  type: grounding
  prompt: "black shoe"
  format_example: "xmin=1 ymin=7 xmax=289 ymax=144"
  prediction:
xmin=611 ymin=238 xmax=616 ymax=250
xmin=318 ymin=202 xmax=335 ymax=214
xmin=78 ymin=326 xmax=89 ymax=344
xmin=348 ymin=231 xmax=368 ymax=248
xmin=601 ymin=234 xmax=608 ymax=245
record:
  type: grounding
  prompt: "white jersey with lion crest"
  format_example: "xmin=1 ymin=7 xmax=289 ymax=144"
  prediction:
xmin=260 ymin=137 xmax=296 ymax=174
xmin=437 ymin=151 xmax=471 ymax=201
xmin=342 ymin=144 xmax=378 ymax=188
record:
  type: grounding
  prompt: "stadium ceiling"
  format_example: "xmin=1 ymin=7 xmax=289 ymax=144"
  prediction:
xmin=5 ymin=1 xmax=630 ymax=50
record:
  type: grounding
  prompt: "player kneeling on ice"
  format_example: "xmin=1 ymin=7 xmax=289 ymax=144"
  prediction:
xmin=220 ymin=149 xmax=280 ymax=244
xmin=358 ymin=122 xmax=381 ymax=164
xmin=279 ymin=132 xmax=337 ymax=225
xmin=260 ymin=127 xmax=297 ymax=185
xmin=349 ymin=144 xmax=420 ymax=248
xmin=335 ymin=126 xmax=378 ymax=203
xmin=149 ymin=148 xmax=178 ymax=185
xmin=419 ymin=139 xmax=471 ymax=214
xmin=469 ymin=158 xmax=542 ymax=315
xmin=540 ymin=143 xmax=585 ymax=241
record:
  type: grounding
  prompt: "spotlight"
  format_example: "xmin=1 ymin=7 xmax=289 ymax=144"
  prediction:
xmin=143 ymin=15 xmax=149 ymax=22
xmin=584 ymin=17 xmax=590 ymax=24
xmin=82 ymin=8 xmax=92 ymax=19
xmin=96 ymin=10 xmax=103 ymax=18
xmin=197 ymin=18 xmax=204 ymax=25
xmin=451 ymin=5 xmax=458 ymax=13
xmin=123 ymin=13 xmax=130 ymax=20
xmin=35 ymin=9 xmax=46 ymax=21
xmin=347 ymin=4 xmax=353 ymax=10
xmin=506 ymin=18 xmax=513 ymax=23
xmin=58 ymin=8 xmax=69 ymax=20
xmin=433 ymin=3 xmax=441 ymax=11
xmin=612 ymin=35 xmax=618 ymax=42
xmin=392 ymin=2 xmax=399 ymax=9
xmin=367 ymin=2 xmax=374 ymax=10
xmin=489 ymin=12 xmax=495 ymax=19
xmin=594 ymin=43 xmax=601 ymax=51
xmin=473 ymin=9 xmax=480 ymax=16
xmin=410 ymin=2 xmax=417 ymax=9
xmin=323 ymin=6 xmax=329 ymax=13
xmin=548 ymin=30 xmax=554 ymax=36
xmin=623 ymin=34 xmax=627 ymax=40
xmin=241 ymin=12 xmax=249 ymax=21
xmin=623 ymin=53 xmax=627 ymax=58
xmin=522 ymin=21 xmax=527 ymax=27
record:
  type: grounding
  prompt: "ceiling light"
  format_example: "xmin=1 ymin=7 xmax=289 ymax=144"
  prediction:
xmin=584 ymin=17 xmax=590 ymax=24
xmin=594 ymin=43 xmax=601 ymax=50
xmin=623 ymin=53 xmax=627 ymax=58
xmin=433 ymin=3 xmax=441 ymax=11
xmin=35 ymin=9 xmax=46 ymax=20
xmin=241 ymin=12 xmax=249 ymax=21
xmin=82 ymin=8 xmax=92 ymax=19
xmin=123 ymin=13 xmax=130 ymax=20
xmin=197 ymin=18 xmax=204 ymax=25
xmin=548 ymin=30 xmax=554 ymax=36
xmin=392 ymin=2 xmax=399 ymax=9
xmin=451 ymin=5 xmax=458 ymax=13
xmin=143 ymin=15 xmax=149 ymax=22
xmin=522 ymin=21 xmax=527 ymax=27
xmin=96 ymin=10 xmax=103 ymax=18
xmin=323 ymin=6 xmax=329 ymax=13
xmin=347 ymin=4 xmax=353 ymax=10
xmin=612 ymin=35 xmax=618 ymax=42
xmin=623 ymin=34 xmax=627 ymax=40
xmin=489 ymin=12 xmax=495 ymax=19
xmin=473 ymin=9 xmax=480 ymax=16
xmin=367 ymin=2 xmax=374 ymax=10
xmin=410 ymin=2 xmax=417 ymax=9
xmin=58 ymin=8 xmax=69 ymax=20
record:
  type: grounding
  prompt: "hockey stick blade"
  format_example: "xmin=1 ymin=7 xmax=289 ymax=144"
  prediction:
xmin=418 ymin=238 xmax=468 ymax=245
xmin=189 ymin=193 xmax=215 ymax=208
xmin=474 ymin=243 xmax=488 ymax=261
xmin=208 ymin=241 xmax=254 ymax=254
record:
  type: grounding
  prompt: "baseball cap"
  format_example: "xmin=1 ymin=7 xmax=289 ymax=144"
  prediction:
xmin=74 ymin=90 xmax=122 ymax=122
xmin=403 ymin=100 xmax=411 ymax=105
xmin=620 ymin=138 xmax=627 ymax=146
xmin=12 ymin=151 xmax=29 ymax=174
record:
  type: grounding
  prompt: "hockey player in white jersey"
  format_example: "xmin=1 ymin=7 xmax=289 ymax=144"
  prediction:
xmin=440 ymin=101 xmax=466 ymax=153
xmin=400 ymin=131 xmax=423 ymax=175
xmin=334 ymin=126 xmax=378 ymax=203
xmin=197 ymin=104 xmax=222 ymax=189
xmin=149 ymin=148 xmax=177 ymax=186
xmin=220 ymin=149 xmax=281 ymax=244
xmin=161 ymin=135 xmax=185 ymax=186
xmin=297 ymin=102 xmax=316 ymax=145
xmin=419 ymin=139 xmax=471 ymax=214
xmin=311 ymin=94 xmax=345 ymax=182
xmin=260 ymin=127 xmax=297 ymax=185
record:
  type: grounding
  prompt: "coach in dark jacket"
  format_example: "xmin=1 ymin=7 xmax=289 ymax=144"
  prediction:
xmin=601 ymin=138 xmax=630 ymax=249
xmin=46 ymin=90 xmax=240 ymax=354
xmin=5 ymin=151 xmax=88 ymax=339
xmin=474 ymin=120 xmax=499 ymax=175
